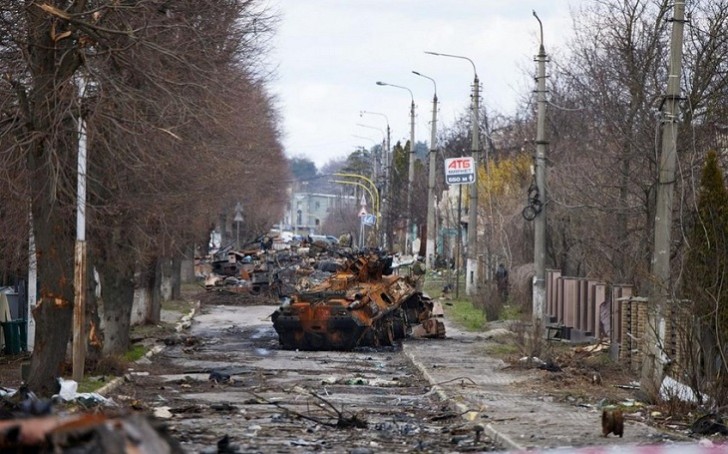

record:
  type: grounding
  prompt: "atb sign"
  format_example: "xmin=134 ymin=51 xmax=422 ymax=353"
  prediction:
xmin=445 ymin=157 xmax=475 ymax=185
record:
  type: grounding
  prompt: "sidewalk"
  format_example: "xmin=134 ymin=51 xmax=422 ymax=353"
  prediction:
xmin=402 ymin=317 xmax=690 ymax=451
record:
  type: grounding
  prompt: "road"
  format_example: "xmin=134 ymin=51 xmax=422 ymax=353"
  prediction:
xmin=109 ymin=303 xmax=499 ymax=453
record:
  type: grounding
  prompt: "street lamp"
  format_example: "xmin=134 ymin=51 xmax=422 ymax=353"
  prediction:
xmin=356 ymin=124 xmax=385 ymax=174
xmin=376 ymin=81 xmax=416 ymax=255
xmin=425 ymin=51 xmax=480 ymax=296
xmin=360 ymin=111 xmax=391 ymax=179
xmin=356 ymin=123 xmax=385 ymax=211
xmin=356 ymin=123 xmax=385 ymax=140
xmin=412 ymin=71 xmax=438 ymax=270
xmin=360 ymin=111 xmax=391 ymax=248
xmin=352 ymin=134 xmax=377 ymax=145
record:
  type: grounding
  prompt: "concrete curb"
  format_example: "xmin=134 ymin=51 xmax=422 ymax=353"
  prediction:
xmin=96 ymin=375 xmax=126 ymax=396
xmin=403 ymin=345 xmax=525 ymax=452
xmin=175 ymin=302 xmax=200 ymax=332
xmin=99 ymin=301 xmax=199 ymax=398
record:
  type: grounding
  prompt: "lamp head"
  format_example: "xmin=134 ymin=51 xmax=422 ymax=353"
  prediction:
xmin=412 ymin=71 xmax=421 ymax=76
xmin=376 ymin=81 xmax=386 ymax=86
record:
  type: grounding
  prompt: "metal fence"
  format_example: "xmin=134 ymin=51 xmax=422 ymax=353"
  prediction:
xmin=545 ymin=271 xmax=692 ymax=375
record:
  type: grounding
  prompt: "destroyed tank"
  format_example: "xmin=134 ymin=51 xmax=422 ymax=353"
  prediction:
xmin=272 ymin=252 xmax=445 ymax=350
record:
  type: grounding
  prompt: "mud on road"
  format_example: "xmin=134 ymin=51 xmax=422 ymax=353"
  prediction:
xmin=109 ymin=304 xmax=498 ymax=453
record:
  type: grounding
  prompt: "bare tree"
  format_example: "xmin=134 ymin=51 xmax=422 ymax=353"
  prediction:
xmin=0 ymin=0 xmax=286 ymax=394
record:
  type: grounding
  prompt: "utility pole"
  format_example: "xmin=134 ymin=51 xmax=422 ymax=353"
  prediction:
xmin=407 ymin=98 xmax=416 ymax=255
xmin=532 ymin=11 xmax=548 ymax=328
xmin=425 ymin=51 xmax=480 ymax=295
xmin=384 ymin=124 xmax=391 ymax=248
xmin=456 ymin=185 xmax=462 ymax=299
xmin=375 ymin=82 xmax=415 ymax=254
xmin=425 ymin=52 xmax=480 ymax=295
xmin=413 ymin=71 xmax=438 ymax=269
xmin=72 ymin=77 xmax=88 ymax=382
xmin=467 ymin=72 xmax=480 ymax=296
xmin=642 ymin=0 xmax=686 ymax=400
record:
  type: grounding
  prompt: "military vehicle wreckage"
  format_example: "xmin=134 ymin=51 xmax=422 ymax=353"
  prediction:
xmin=272 ymin=252 xmax=445 ymax=350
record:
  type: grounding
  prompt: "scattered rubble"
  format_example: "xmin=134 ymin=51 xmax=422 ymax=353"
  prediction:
xmin=0 ymin=412 xmax=180 ymax=452
xmin=0 ymin=380 xmax=178 ymax=452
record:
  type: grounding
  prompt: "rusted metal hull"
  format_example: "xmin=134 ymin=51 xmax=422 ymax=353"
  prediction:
xmin=272 ymin=253 xmax=444 ymax=350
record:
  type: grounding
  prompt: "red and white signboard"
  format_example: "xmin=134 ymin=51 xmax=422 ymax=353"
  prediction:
xmin=444 ymin=157 xmax=475 ymax=185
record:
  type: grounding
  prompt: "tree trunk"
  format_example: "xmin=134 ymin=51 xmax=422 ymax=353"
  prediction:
xmin=150 ymin=258 xmax=162 ymax=324
xmin=180 ymin=245 xmax=196 ymax=284
xmin=100 ymin=268 xmax=134 ymax=356
xmin=171 ymin=255 xmax=182 ymax=301
xmin=22 ymin=0 xmax=84 ymax=397
xmin=27 ymin=202 xmax=75 ymax=396
xmin=160 ymin=258 xmax=173 ymax=302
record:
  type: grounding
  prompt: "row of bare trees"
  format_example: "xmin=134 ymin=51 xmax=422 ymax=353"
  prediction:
xmin=427 ymin=0 xmax=727 ymax=290
xmin=0 ymin=1 xmax=288 ymax=395
xmin=541 ymin=0 xmax=728 ymax=290
xmin=437 ymin=0 xmax=728 ymax=404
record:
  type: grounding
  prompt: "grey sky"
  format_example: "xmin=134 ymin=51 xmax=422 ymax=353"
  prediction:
xmin=269 ymin=1 xmax=581 ymax=168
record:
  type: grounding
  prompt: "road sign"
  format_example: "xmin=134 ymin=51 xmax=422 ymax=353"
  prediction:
xmin=444 ymin=157 xmax=475 ymax=185
xmin=441 ymin=227 xmax=458 ymax=236
xmin=362 ymin=214 xmax=376 ymax=226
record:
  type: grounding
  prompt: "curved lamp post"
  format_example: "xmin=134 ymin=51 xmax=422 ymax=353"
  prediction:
xmin=360 ymin=111 xmax=391 ymax=248
xmin=376 ymin=81 xmax=416 ymax=255
xmin=360 ymin=111 xmax=391 ymax=174
xmin=356 ymin=123 xmax=386 ymax=223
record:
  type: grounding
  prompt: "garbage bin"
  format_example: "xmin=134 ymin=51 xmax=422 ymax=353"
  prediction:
xmin=1 ymin=320 xmax=25 ymax=355
xmin=3 ymin=291 xmax=21 ymax=319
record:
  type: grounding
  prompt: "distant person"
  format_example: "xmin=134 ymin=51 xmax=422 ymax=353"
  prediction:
xmin=261 ymin=235 xmax=272 ymax=251
xmin=599 ymin=300 xmax=611 ymax=339
xmin=339 ymin=232 xmax=353 ymax=248
xmin=412 ymin=256 xmax=426 ymax=291
xmin=495 ymin=263 xmax=509 ymax=301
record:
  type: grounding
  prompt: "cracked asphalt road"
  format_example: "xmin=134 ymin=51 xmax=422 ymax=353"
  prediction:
xmin=109 ymin=304 xmax=499 ymax=453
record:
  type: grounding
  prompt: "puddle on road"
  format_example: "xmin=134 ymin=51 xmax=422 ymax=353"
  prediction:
xmin=250 ymin=326 xmax=272 ymax=339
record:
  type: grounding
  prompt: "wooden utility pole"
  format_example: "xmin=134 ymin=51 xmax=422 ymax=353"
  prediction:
xmin=532 ymin=11 xmax=548 ymax=327
xmin=642 ymin=0 xmax=686 ymax=400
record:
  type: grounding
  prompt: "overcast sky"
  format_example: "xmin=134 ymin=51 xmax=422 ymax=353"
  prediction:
xmin=268 ymin=1 xmax=582 ymax=168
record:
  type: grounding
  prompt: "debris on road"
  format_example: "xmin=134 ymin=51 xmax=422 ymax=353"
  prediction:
xmin=0 ymin=412 xmax=180 ymax=452
xmin=691 ymin=414 xmax=728 ymax=436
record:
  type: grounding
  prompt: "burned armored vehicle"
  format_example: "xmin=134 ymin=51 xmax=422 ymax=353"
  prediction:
xmin=272 ymin=252 xmax=445 ymax=350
